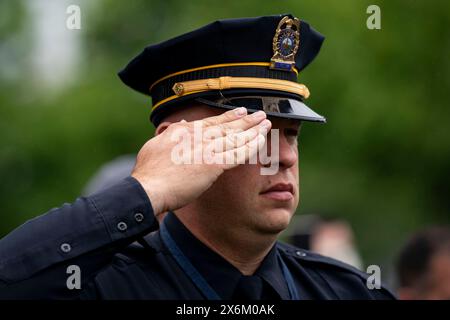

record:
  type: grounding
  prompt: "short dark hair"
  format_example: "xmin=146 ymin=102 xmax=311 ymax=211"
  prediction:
xmin=396 ymin=226 xmax=450 ymax=288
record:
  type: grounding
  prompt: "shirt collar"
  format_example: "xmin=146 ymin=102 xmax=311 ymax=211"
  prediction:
xmin=163 ymin=211 xmax=290 ymax=299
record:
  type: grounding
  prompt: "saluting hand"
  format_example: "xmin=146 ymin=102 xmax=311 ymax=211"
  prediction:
xmin=131 ymin=108 xmax=271 ymax=218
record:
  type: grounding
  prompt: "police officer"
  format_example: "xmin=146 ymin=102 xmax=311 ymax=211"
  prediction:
xmin=0 ymin=14 xmax=395 ymax=300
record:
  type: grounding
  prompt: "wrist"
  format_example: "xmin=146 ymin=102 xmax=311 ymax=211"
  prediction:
xmin=131 ymin=173 xmax=166 ymax=217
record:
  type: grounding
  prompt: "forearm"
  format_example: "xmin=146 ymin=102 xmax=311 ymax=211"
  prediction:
xmin=0 ymin=176 xmax=158 ymax=298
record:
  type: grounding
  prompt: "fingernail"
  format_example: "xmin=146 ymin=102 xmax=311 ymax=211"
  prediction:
xmin=260 ymin=119 xmax=271 ymax=131
xmin=234 ymin=107 xmax=247 ymax=116
xmin=251 ymin=111 xmax=266 ymax=119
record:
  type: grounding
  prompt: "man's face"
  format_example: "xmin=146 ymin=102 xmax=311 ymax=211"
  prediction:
xmin=424 ymin=253 xmax=450 ymax=299
xmin=160 ymin=104 xmax=301 ymax=236
xmin=398 ymin=252 xmax=450 ymax=300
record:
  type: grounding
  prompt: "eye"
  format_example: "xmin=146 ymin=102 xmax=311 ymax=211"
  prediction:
xmin=285 ymin=128 xmax=299 ymax=137
xmin=284 ymin=128 xmax=299 ymax=146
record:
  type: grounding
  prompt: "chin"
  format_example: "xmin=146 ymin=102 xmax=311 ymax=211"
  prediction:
xmin=256 ymin=207 xmax=293 ymax=234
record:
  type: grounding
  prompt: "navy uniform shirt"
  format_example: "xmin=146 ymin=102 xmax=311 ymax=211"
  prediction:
xmin=0 ymin=177 xmax=396 ymax=300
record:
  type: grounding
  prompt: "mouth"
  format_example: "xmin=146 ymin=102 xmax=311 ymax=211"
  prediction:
xmin=259 ymin=183 xmax=294 ymax=201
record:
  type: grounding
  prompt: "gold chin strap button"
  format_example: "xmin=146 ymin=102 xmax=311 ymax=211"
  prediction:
xmin=172 ymin=83 xmax=184 ymax=96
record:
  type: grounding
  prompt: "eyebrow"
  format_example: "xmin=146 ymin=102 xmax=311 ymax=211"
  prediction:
xmin=287 ymin=119 xmax=302 ymax=129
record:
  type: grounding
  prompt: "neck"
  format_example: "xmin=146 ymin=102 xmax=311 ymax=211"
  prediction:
xmin=174 ymin=207 xmax=277 ymax=275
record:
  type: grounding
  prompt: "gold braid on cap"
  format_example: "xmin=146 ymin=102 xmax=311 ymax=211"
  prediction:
xmin=151 ymin=76 xmax=309 ymax=111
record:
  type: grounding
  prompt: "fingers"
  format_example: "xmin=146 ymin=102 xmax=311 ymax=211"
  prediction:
xmin=185 ymin=108 xmax=267 ymax=138
xmin=168 ymin=108 xmax=271 ymax=167
xmin=202 ymin=107 xmax=248 ymax=127
xmin=211 ymin=119 xmax=271 ymax=152
xmin=211 ymin=119 xmax=270 ymax=166
xmin=220 ymin=131 xmax=267 ymax=168
xmin=216 ymin=110 xmax=267 ymax=134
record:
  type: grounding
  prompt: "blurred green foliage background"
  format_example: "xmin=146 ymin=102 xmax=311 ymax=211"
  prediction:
xmin=1 ymin=0 xmax=449 ymax=274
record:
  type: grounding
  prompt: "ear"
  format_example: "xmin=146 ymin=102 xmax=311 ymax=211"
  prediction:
xmin=155 ymin=121 xmax=172 ymax=135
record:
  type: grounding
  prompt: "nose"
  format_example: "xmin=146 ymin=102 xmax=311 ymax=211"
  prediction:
xmin=262 ymin=129 xmax=298 ymax=170
xmin=278 ymin=130 xmax=298 ymax=169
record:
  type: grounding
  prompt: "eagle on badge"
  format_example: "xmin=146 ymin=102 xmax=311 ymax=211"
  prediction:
xmin=270 ymin=16 xmax=300 ymax=72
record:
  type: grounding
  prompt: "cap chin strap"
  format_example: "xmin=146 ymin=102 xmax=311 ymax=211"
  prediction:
xmin=150 ymin=76 xmax=309 ymax=111
xmin=172 ymin=76 xmax=309 ymax=98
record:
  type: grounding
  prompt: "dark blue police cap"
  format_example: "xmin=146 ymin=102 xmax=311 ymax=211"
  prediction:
xmin=118 ymin=14 xmax=326 ymax=127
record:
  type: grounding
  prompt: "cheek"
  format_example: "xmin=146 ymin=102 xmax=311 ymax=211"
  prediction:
xmin=214 ymin=165 xmax=260 ymax=190
xmin=230 ymin=164 xmax=261 ymax=183
xmin=219 ymin=165 xmax=262 ymax=196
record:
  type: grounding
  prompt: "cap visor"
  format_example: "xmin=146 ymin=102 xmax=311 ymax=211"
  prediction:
xmin=195 ymin=96 xmax=326 ymax=123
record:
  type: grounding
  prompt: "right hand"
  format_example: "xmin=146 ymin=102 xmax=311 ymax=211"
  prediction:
xmin=131 ymin=108 xmax=271 ymax=218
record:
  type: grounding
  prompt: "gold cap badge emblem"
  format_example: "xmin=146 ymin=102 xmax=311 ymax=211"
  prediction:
xmin=270 ymin=16 xmax=300 ymax=72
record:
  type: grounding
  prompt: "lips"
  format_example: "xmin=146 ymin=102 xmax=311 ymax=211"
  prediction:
xmin=260 ymin=183 xmax=294 ymax=201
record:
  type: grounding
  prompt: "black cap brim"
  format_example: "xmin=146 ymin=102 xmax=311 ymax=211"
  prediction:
xmin=196 ymin=96 xmax=326 ymax=123
xmin=150 ymin=89 xmax=326 ymax=126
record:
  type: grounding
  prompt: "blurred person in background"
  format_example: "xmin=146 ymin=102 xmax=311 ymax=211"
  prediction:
xmin=288 ymin=214 xmax=363 ymax=270
xmin=82 ymin=154 xmax=136 ymax=196
xmin=396 ymin=226 xmax=450 ymax=300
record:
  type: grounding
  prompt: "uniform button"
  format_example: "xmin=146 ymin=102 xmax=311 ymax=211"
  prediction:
xmin=296 ymin=250 xmax=307 ymax=257
xmin=134 ymin=213 xmax=144 ymax=223
xmin=60 ymin=243 xmax=72 ymax=253
xmin=117 ymin=221 xmax=128 ymax=232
